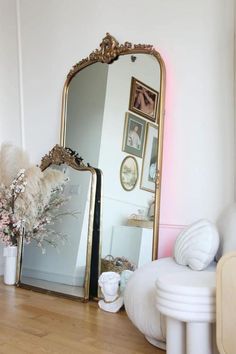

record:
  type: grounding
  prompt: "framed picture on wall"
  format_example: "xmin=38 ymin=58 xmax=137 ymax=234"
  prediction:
xmin=120 ymin=156 xmax=139 ymax=191
xmin=122 ymin=112 xmax=146 ymax=158
xmin=129 ymin=77 xmax=159 ymax=122
xmin=140 ymin=123 xmax=158 ymax=193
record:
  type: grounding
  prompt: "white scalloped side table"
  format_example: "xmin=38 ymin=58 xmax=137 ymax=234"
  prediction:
xmin=156 ymin=265 xmax=219 ymax=354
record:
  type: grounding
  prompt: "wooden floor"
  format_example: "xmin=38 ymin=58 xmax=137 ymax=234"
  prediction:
xmin=0 ymin=283 xmax=165 ymax=353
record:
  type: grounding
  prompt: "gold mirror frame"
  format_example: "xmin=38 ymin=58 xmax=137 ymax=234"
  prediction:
xmin=60 ymin=33 xmax=166 ymax=260
xmin=17 ymin=144 xmax=97 ymax=301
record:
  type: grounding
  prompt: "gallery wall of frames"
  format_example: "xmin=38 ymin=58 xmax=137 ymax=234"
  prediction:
xmin=121 ymin=74 xmax=159 ymax=193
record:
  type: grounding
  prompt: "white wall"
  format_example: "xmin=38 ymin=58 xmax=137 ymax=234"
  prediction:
xmin=0 ymin=0 xmax=235 ymax=260
xmin=0 ymin=0 xmax=22 ymax=273
xmin=0 ymin=0 xmax=21 ymax=144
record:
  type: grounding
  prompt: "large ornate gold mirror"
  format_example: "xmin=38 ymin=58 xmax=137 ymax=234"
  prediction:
xmin=61 ymin=33 xmax=165 ymax=295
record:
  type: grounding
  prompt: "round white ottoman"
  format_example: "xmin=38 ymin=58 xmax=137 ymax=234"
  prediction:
xmin=124 ymin=257 xmax=204 ymax=349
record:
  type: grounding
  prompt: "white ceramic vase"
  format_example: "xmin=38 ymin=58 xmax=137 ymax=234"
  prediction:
xmin=3 ymin=246 xmax=17 ymax=285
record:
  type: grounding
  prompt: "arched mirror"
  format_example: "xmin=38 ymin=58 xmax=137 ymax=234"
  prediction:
xmin=61 ymin=34 xmax=166 ymax=293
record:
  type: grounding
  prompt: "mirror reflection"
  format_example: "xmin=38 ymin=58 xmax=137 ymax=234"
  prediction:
xmin=65 ymin=53 xmax=161 ymax=273
xmin=20 ymin=163 xmax=94 ymax=299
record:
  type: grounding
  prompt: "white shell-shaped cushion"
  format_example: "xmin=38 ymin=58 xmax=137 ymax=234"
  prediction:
xmin=174 ymin=219 xmax=219 ymax=270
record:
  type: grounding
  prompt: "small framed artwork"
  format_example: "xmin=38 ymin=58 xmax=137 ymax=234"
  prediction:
xmin=120 ymin=156 xmax=139 ymax=191
xmin=129 ymin=77 xmax=159 ymax=122
xmin=122 ymin=112 xmax=146 ymax=158
xmin=140 ymin=123 xmax=158 ymax=193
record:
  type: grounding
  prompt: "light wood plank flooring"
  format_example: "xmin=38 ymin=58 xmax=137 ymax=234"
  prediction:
xmin=0 ymin=283 xmax=165 ymax=353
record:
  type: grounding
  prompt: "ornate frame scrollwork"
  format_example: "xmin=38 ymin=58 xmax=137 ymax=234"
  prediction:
xmin=40 ymin=144 xmax=87 ymax=171
xmin=67 ymin=33 xmax=161 ymax=80
xmin=61 ymin=33 xmax=165 ymax=261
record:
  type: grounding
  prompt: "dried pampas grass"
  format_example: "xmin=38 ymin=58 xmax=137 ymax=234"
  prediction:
xmin=0 ymin=143 xmax=30 ymax=186
xmin=40 ymin=168 xmax=67 ymax=207
xmin=0 ymin=142 xmax=69 ymax=249
xmin=0 ymin=142 xmax=68 ymax=231
xmin=15 ymin=166 xmax=44 ymax=229
xmin=15 ymin=166 xmax=67 ymax=230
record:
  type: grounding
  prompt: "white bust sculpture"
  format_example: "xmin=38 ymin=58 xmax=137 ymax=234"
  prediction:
xmin=98 ymin=271 xmax=123 ymax=313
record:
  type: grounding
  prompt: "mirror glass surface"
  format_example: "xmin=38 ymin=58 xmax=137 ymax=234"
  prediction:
xmin=65 ymin=53 xmax=161 ymax=272
xmin=20 ymin=164 xmax=93 ymax=299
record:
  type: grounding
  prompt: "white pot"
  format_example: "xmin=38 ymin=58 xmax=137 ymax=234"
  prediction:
xmin=3 ymin=246 xmax=17 ymax=285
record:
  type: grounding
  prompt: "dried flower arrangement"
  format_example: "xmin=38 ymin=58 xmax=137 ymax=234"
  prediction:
xmin=0 ymin=143 xmax=70 ymax=252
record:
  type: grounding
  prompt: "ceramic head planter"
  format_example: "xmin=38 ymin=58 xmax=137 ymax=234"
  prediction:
xmin=98 ymin=271 xmax=123 ymax=313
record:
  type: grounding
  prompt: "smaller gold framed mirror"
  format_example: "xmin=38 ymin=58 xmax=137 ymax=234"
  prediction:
xmin=17 ymin=145 xmax=97 ymax=301
xmin=120 ymin=156 xmax=139 ymax=191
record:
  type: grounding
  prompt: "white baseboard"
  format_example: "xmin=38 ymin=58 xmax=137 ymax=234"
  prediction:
xmin=22 ymin=267 xmax=85 ymax=286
